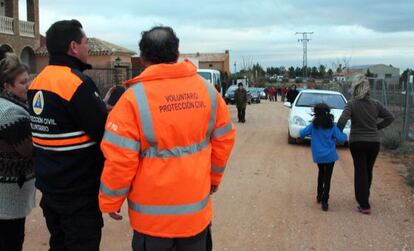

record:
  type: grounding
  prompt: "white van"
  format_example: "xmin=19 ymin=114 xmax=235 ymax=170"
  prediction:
xmin=197 ymin=69 xmax=222 ymax=95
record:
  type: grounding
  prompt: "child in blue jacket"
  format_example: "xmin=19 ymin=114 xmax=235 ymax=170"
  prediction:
xmin=300 ymin=103 xmax=347 ymax=211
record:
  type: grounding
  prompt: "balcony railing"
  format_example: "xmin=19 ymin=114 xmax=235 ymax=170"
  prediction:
xmin=19 ymin=20 xmax=35 ymax=37
xmin=0 ymin=16 xmax=14 ymax=35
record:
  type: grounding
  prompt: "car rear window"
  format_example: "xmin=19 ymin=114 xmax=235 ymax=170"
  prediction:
xmin=295 ymin=93 xmax=346 ymax=109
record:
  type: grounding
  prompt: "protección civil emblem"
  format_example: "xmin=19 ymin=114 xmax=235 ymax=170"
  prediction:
xmin=33 ymin=91 xmax=44 ymax=115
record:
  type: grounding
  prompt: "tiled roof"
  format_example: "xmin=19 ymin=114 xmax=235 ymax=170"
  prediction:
xmin=36 ymin=37 xmax=136 ymax=56
xmin=180 ymin=52 xmax=229 ymax=62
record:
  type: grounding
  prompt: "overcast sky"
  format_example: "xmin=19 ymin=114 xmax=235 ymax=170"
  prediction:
xmin=36 ymin=0 xmax=414 ymax=72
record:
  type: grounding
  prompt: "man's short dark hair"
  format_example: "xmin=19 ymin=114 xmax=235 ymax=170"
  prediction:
xmin=238 ymin=83 xmax=243 ymax=87
xmin=46 ymin=19 xmax=84 ymax=55
xmin=139 ymin=26 xmax=179 ymax=64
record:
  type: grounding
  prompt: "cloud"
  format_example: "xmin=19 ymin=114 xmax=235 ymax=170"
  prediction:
xmin=38 ymin=0 xmax=414 ymax=70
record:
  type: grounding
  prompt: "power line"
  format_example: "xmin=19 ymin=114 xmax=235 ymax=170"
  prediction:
xmin=295 ymin=32 xmax=314 ymax=79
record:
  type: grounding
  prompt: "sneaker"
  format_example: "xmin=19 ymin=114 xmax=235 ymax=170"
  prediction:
xmin=358 ymin=206 xmax=371 ymax=215
xmin=322 ymin=203 xmax=329 ymax=211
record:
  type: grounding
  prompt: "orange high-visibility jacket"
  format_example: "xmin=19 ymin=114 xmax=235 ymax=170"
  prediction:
xmin=99 ymin=60 xmax=236 ymax=238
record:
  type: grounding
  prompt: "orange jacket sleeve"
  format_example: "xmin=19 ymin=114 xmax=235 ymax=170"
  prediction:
xmin=210 ymin=92 xmax=236 ymax=186
xmin=99 ymin=90 xmax=141 ymax=213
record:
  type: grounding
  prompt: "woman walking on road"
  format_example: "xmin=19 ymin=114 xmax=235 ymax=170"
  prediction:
xmin=300 ymin=103 xmax=347 ymax=211
xmin=0 ymin=53 xmax=35 ymax=251
xmin=338 ymin=74 xmax=394 ymax=215
xmin=300 ymin=103 xmax=346 ymax=211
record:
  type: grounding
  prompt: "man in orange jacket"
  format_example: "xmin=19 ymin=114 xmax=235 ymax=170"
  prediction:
xmin=99 ymin=26 xmax=236 ymax=251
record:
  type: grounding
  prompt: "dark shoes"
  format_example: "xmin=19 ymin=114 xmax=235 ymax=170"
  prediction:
xmin=317 ymin=195 xmax=328 ymax=211
xmin=322 ymin=203 xmax=329 ymax=211
xmin=358 ymin=206 xmax=371 ymax=215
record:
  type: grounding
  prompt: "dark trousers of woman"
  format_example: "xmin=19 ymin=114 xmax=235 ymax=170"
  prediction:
xmin=132 ymin=225 xmax=212 ymax=251
xmin=317 ymin=162 xmax=335 ymax=203
xmin=0 ymin=218 xmax=25 ymax=251
xmin=237 ymin=107 xmax=246 ymax=122
xmin=350 ymin=142 xmax=380 ymax=209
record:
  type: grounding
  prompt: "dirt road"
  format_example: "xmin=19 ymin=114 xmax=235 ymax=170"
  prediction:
xmin=25 ymin=100 xmax=414 ymax=251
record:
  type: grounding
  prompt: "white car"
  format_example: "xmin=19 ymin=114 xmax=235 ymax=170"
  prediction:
xmin=284 ymin=90 xmax=351 ymax=144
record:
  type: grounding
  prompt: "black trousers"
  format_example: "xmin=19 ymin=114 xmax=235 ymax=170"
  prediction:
xmin=317 ymin=162 xmax=335 ymax=203
xmin=132 ymin=226 xmax=212 ymax=251
xmin=40 ymin=194 xmax=103 ymax=251
xmin=237 ymin=107 xmax=246 ymax=122
xmin=350 ymin=142 xmax=380 ymax=209
xmin=0 ymin=218 xmax=25 ymax=251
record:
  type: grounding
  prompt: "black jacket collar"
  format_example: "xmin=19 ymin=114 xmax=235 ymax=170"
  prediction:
xmin=49 ymin=54 xmax=92 ymax=72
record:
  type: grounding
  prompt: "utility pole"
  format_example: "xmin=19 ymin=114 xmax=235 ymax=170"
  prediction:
xmin=295 ymin=32 xmax=313 ymax=79
xmin=234 ymin=62 xmax=237 ymax=74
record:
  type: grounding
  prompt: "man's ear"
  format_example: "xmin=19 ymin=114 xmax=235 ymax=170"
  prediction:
xmin=68 ymin=41 xmax=77 ymax=56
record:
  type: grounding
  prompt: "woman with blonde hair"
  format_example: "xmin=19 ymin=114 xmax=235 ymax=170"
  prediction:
xmin=338 ymin=74 xmax=394 ymax=215
xmin=0 ymin=52 xmax=35 ymax=250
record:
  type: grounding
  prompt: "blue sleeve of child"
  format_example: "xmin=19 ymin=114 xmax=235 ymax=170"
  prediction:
xmin=300 ymin=124 xmax=312 ymax=138
xmin=333 ymin=124 xmax=347 ymax=144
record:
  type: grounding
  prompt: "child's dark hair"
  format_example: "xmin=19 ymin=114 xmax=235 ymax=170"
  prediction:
xmin=313 ymin=103 xmax=334 ymax=129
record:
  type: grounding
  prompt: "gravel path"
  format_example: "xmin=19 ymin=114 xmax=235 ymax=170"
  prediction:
xmin=24 ymin=100 xmax=414 ymax=251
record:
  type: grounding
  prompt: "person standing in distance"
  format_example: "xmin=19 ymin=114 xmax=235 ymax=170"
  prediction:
xmin=235 ymin=82 xmax=247 ymax=123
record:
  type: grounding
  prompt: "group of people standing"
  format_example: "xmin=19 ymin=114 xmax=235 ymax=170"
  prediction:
xmin=264 ymin=85 xmax=299 ymax=104
xmin=300 ymin=74 xmax=394 ymax=213
xmin=0 ymin=19 xmax=397 ymax=251
xmin=0 ymin=20 xmax=236 ymax=251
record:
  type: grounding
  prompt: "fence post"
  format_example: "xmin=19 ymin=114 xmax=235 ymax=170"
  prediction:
xmin=403 ymin=74 xmax=413 ymax=140
xmin=382 ymin=79 xmax=388 ymax=106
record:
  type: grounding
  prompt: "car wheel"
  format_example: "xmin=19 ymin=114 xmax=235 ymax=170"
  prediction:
xmin=288 ymin=129 xmax=296 ymax=144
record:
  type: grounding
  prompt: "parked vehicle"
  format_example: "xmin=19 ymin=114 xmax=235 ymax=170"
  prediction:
xmin=249 ymin=88 xmax=261 ymax=103
xmin=197 ymin=69 xmax=222 ymax=95
xmin=256 ymin=87 xmax=266 ymax=99
xmin=284 ymin=89 xmax=351 ymax=144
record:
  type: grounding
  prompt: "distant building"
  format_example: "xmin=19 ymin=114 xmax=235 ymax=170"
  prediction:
xmin=35 ymin=37 xmax=136 ymax=71
xmin=0 ymin=0 xmax=40 ymax=73
xmin=179 ymin=50 xmax=230 ymax=75
xmin=349 ymin=64 xmax=400 ymax=87
xmin=36 ymin=37 xmax=136 ymax=90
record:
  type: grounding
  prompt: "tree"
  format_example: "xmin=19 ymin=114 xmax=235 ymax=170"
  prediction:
xmin=266 ymin=66 xmax=281 ymax=77
xmin=400 ymin=69 xmax=412 ymax=88
xmin=319 ymin=65 xmax=326 ymax=79
xmin=327 ymin=69 xmax=334 ymax=79
xmin=310 ymin=66 xmax=319 ymax=79
xmin=288 ymin=66 xmax=295 ymax=78
xmin=279 ymin=66 xmax=287 ymax=76
xmin=295 ymin=67 xmax=302 ymax=78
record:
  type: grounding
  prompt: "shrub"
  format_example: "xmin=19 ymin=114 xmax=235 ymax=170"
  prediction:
xmin=406 ymin=165 xmax=414 ymax=188
xmin=382 ymin=129 xmax=403 ymax=150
